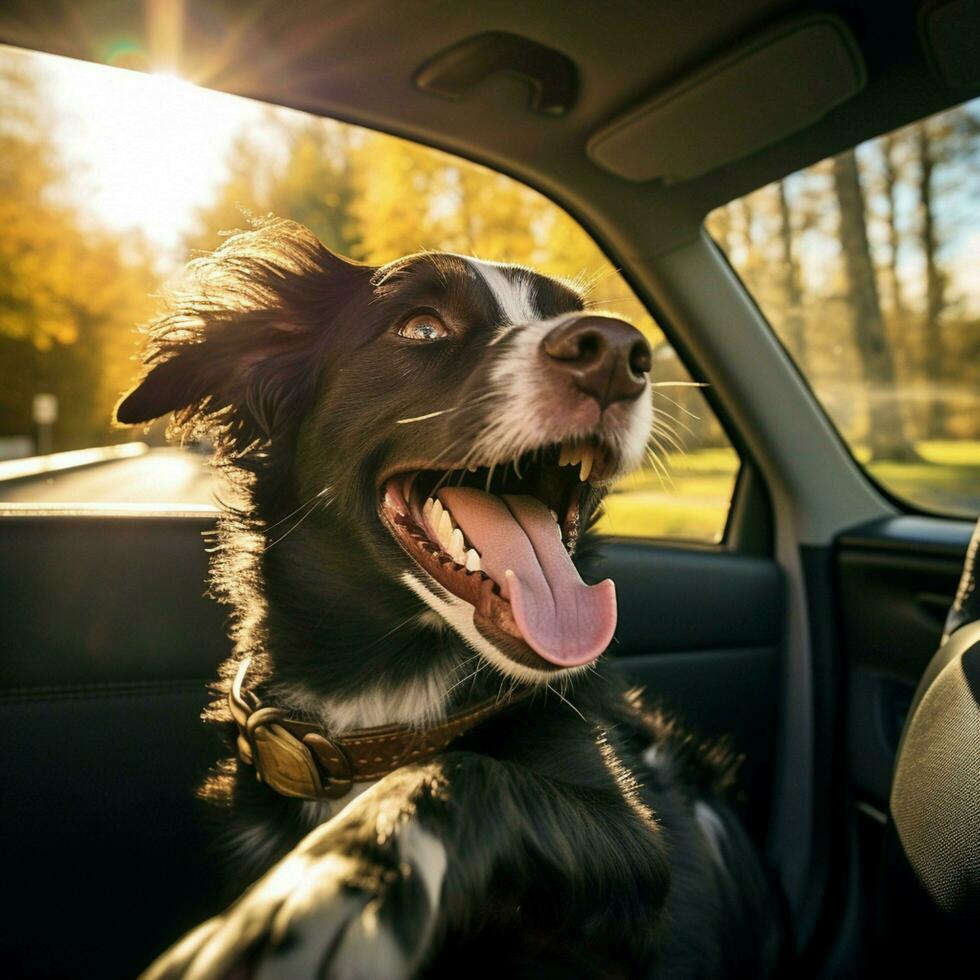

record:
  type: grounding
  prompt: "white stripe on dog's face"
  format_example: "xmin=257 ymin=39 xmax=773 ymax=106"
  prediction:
xmin=465 ymin=258 xmax=537 ymax=340
xmin=448 ymin=259 xmax=651 ymax=478
xmin=466 ymin=313 xmax=654 ymax=480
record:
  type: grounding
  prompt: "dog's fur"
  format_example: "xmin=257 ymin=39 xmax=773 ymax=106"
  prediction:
xmin=120 ymin=219 xmax=785 ymax=978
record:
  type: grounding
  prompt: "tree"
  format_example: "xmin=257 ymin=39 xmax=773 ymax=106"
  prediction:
xmin=914 ymin=121 xmax=946 ymax=435
xmin=346 ymin=135 xmax=539 ymax=264
xmin=185 ymin=111 xmax=360 ymax=258
xmin=832 ymin=149 xmax=919 ymax=462
xmin=776 ymin=180 xmax=808 ymax=367
xmin=0 ymin=52 xmax=158 ymax=451
xmin=879 ymin=133 xmax=910 ymax=324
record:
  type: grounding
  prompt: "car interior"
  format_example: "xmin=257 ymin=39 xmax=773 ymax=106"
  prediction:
xmin=1 ymin=1 xmax=978 ymax=976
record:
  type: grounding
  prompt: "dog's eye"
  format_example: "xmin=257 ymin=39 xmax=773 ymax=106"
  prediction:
xmin=397 ymin=313 xmax=449 ymax=343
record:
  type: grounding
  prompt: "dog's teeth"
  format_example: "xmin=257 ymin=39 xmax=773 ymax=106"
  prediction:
xmin=431 ymin=498 xmax=444 ymax=527
xmin=422 ymin=497 xmax=434 ymax=522
xmin=437 ymin=509 xmax=454 ymax=548
xmin=549 ymin=508 xmax=558 ymax=523
xmin=465 ymin=549 xmax=481 ymax=572
xmin=568 ymin=445 xmax=580 ymax=466
xmin=580 ymin=448 xmax=594 ymax=481
xmin=450 ymin=528 xmax=466 ymax=563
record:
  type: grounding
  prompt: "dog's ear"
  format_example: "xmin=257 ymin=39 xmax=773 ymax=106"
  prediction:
xmin=115 ymin=219 xmax=373 ymax=450
xmin=115 ymin=355 xmax=214 ymax=425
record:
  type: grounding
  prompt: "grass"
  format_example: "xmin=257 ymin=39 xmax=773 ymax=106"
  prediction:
xmin=596 ymin=439 xmax=980 ymax=543
xmin=595 ymin=448 xmax=738 ymax=542
xmin=863 ymin=440 xmax=980 ymax=517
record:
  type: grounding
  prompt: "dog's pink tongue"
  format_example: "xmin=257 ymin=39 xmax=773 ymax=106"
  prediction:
xmin=436 ymin=488 xmax=616 ymax=666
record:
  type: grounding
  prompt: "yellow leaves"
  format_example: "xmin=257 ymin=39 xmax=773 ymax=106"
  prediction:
xmin=1 ymin=57 xmax=159 ymax=447
xmin=180 ymin=107 xmax=664 ymax=348
xmin=343 ymin=128 xmax=655 ymax=345
xmin=0 ymin=190 xmax=153 ymax=351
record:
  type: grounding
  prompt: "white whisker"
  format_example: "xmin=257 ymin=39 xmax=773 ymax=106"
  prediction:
xmin=651 ymin=390 xmax=701 ymax=420
xmin=263 ymin=490 xmax=331 ymax=552
xmin=442 ymin=655 xmax=483 ymax=699
xmin=396 ymin=407 xmax=458 ymax=424
xmin=261 ymin=485 xmax=331 ymax=534
xmin=360 ymin=613 xmax=427 ymax=652
xmin=547 ymin=682 xmax=587 ymax=723
xmin=649 ymin=423 xmax=686 ymax=455
xmin=651 ymin=408 xmax=696 ymax=439
xmin=644 ymin=445 xmax=673 ymax=490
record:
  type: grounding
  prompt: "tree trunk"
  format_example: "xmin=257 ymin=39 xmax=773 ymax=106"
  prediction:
xmin=776 ymin=180 xmax=807 ymax=367
xmin=832 ymin=149 xmax=919 ymax=462
xmin=881 ymin=135 xmax=908 ymax=321
xmin=914 ymin=122 xmax=946 ymax=436
xmin=733 ymin=197 xmax=753 ymax=257
xmin=881 ymin=134 xmax=923 ymax=438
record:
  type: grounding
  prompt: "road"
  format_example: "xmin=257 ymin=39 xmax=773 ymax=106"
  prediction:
xmin=0 ymin=448 xmax=218 ymax=506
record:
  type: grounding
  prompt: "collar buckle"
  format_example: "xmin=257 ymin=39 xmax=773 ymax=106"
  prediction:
xmin=245 ymin=706 xmax=324 ymax=799
xmin=229 ymin=660 xmax=318 ymax=799
xmin=227 ymin=656 xmax=530 ymax=802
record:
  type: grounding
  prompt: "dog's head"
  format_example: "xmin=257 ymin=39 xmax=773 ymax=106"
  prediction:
xmin=118 ymin=220 xmax=652 ymax=689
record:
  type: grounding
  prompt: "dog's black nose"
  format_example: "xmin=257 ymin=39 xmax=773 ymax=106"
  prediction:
xmin=541 ymin=316 xmax=651 ymax=407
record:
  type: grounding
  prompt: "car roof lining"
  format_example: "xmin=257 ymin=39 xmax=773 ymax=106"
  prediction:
xmin=1 ymin=0 xmax=977 ymax=259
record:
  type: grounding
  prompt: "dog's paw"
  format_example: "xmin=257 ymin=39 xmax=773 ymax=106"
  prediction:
xmin=141 ymin=822 xmax=447 ymax=980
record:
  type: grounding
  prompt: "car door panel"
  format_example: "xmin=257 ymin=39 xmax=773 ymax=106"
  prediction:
xmin=837 ymin=517 xmax=974 ymax=809
xmin=590 ymin=540 xmax=785 ymax=835
xmin=820 ymin=515 xmax=975 ymax=974
xmin=1 ymin=515 xmax=785 ymax=974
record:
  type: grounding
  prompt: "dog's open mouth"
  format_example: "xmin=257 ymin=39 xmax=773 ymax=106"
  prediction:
xmin=380 ymin=441 xmax=617 ymax=672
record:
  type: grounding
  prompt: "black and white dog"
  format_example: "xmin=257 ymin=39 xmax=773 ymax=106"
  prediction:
xmin=118 ymin=220 xmax=785 ymax=978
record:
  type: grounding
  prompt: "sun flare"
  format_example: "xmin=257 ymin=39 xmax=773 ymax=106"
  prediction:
xmin=37 ymin=51 xmax=268 ymax=258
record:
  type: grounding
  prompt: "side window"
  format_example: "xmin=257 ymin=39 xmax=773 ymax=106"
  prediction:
xmin=0 ymin=45 xmax=738 ymax=542
xmin=707 ymin=98 xmax=980 ymax=519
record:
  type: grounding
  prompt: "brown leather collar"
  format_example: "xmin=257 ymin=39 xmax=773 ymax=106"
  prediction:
xmin=228 ymin=658 xmax=528 ymax=800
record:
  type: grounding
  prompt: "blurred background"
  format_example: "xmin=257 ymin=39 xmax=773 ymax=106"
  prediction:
xmin=0 ymin=44 xmax=976 ymax=536
xmin=707 ymin=103 xmax=980 ymax=517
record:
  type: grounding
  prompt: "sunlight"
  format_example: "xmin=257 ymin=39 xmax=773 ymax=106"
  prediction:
xmin=149 ymin=69 xmax=194 ymax=91
xmin=38 ymin=50 xmax=267 ymax=258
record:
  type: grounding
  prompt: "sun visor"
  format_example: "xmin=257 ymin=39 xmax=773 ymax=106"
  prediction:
xmin=921 ymin=0 xmax=980 ymax=90
xmin=587 ymin=15 xmax=866 ymax=184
